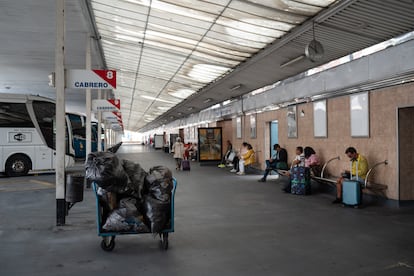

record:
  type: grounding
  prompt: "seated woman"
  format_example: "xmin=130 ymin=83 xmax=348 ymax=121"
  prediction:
xmin=304 ymin=146 xmax=321 ymax=176
xmin=237 ymin=143 xmax=255 ymax=175
xmin=230 ymin=142 xmax=248 ymax=173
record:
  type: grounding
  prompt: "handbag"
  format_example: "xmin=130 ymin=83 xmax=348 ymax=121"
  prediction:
xmin=227 ymin=151 xmax=236 ymax=162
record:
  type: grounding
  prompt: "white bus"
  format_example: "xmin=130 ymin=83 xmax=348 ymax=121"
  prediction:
xmin=0 ymin=93 xmax=75 ymax=176
xmin=66 ymin=112 xmax=104 ymax=159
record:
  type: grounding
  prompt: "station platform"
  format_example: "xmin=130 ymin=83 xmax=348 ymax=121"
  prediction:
xmin=1 ymin=144 xmax=414 ymax=275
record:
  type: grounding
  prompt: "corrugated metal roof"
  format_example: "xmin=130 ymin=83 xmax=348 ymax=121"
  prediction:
xmin=89 ymin=0 xmax=337 ymax=130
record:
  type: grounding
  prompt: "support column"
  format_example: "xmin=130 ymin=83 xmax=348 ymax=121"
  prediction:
xmin=97 ymin=89 xmax=102 ymax=152
xmin=55 ymin=0 xmax=66 ymax=226
xmin=85 ymin=35 xmax=92 ymax=158
xmin=103 ymin=91 xmax=108 ymax=151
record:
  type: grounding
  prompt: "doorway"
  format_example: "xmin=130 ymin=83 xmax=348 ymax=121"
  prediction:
xmin=398 ymin=107 xmax=414 ymax=201
xmin=270 ymin=120 xmax=279 ymax=157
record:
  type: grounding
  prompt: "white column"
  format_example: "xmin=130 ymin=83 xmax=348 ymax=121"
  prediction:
xmin=103 ymin=91 xmax=108 ymax=151
xmin=85 ymin=35 xmax=92 ymax=158
xmin=97 ymin=89 xmax=102 ymax=152
xmin=55 ymin=0 xmax=66 ymax=226
xmin=104 ymin=121 xmax=108 ymax=151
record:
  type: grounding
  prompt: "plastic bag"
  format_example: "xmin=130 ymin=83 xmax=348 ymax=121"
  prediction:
xmin=122 ymin=160 xmax=147 ymax=201
xmin=102 ymin=208 xmax=130 ymax=232
xmin=143 ymin=195 xmax=171 ymax=233
xmin=144 ymin=166 xmax=173 ymax=202
xmin=85 ymin=152 xmax=129 ymax=193
xmin=119 ymin=197 xmax=138 ymax=217
xmin=103 ymin=197 xmax=148 ymax=232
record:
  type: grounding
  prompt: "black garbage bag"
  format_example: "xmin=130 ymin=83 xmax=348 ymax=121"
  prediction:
xmin=144 ymin=195 xmax=171 ymax=233
xmin=85 ymin=152 xmax=128 ymax=193
xmin=144 ymin=166 xmax=173 ymax=202
xmin=122 ymin=160 xmax=147 ymax=201
xmin=103 ymin=197 xmax=150 ymax=233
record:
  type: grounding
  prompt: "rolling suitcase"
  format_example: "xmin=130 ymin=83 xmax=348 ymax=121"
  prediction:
xmin=290 ymin=166 xmax=311 ymax=195
xmin=181 ymin=159 xmax=191 ymax=171
xmin=342 ymin=160 xmax=362 ymax=208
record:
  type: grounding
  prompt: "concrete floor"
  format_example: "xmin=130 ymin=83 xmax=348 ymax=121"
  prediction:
xmin=1 ymin=144 xmax=414 ymax=276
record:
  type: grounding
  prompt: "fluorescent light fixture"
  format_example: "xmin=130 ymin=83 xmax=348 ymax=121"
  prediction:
xmin=280 ymin=55 xmax=305 ymax=68
xmin=141 ymin=95 xmax=172 ymax=103
xmin=230 ymin=84 xmax=242 ymax=91
xmin=168 ymin=89 xmax=195 ymax=99
xmin=203 ymin=98 xmax=212 ymax=103
xmin=188 ymin=64 xmax=230 ymax=83
xmin=187 ymin=107 xmax=194 ymax=111
xmin=157 ymin=106 xmax=170 ymax=110
xmin=223 ymin=100 xmax=232 ymax=106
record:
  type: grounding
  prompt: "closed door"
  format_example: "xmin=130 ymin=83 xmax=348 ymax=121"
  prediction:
xmin=398 ymin=107 xmax=414 ymax=201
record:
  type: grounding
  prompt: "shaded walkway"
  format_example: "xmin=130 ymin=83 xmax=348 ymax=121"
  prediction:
xmin=1 ymin=144 xmax=414 ymax=275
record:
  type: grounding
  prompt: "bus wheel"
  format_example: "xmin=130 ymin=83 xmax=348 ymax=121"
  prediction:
xmin=5 ymin=154 xmax=31 ymax=177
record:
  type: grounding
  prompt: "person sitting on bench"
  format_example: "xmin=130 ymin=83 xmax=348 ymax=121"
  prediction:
xmin=258 ymin=144 xmax=288 ymax=182
xmin=332 ymin=147 xmax=368 ymax=204
xmin=304 ymin=146 xmax=321 ymax=176
xmin=237 ymin=143 xmax=255 ymax=175
xmin=218 ymin=140 xmax=233 ymax=168
xmin=230 ymin=142 xmax=248 ymax=173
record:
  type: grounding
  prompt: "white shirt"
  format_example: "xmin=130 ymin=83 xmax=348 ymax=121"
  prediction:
xmin=293 ymin=153 xmax=305 ymax=167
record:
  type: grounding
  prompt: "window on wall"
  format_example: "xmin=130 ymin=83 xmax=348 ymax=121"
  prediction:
xmin=287 ymin=106 xmax=297 ymax=138
xmin=350 ymin=92 xmax=369 ymax=137
xmin=236 ymin=117 xmax=242 ymax=139
xmin=313 ymin=100 xmax=327 ymax=138
xmin=250 ymin=114 xmax=256 ymax=138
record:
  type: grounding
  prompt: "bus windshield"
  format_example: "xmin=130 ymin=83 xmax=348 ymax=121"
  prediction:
xmin=32 ymin=101 xmax=56 ymax=149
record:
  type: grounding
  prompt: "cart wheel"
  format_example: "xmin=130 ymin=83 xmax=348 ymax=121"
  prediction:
xmin=101 ymin=236 xmax=115 ymax=252
xmin=160 ymin=233 xmax=168 ymax=250
xmin=354 ymin=205 xmax=359 ymax=209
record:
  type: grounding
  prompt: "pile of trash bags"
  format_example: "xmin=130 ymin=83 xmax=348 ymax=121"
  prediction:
xmin=85 ymin=152 xmax=173 ymax=234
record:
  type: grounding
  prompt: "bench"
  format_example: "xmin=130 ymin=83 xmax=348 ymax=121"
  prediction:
xmin=311 ymin=156 xmax=340 ymax=186
xmin=244 ymin=151 xmax=262 ymax=174
xmin=363 ymin=160 xmax=388 ymax=193
xmin=311 ymin=156 xmax=388 ymax=193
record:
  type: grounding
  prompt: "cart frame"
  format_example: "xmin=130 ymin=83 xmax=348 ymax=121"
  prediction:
xmin=92 ymin=178 xmax=177 ymax=251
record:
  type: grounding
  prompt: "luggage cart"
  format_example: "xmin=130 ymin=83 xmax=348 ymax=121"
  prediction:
xmin=92 ymin=178 xmax=177 ymax=252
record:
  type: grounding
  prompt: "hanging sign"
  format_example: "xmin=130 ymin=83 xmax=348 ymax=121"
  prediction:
xmin=67 ymin=69 xmax=116 ymax=89
xmin=93 ymin=99 xmax=120 ymax=111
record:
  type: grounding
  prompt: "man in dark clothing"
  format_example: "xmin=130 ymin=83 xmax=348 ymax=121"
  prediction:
xmin=258 ymin=144 xmax=288 ymax=182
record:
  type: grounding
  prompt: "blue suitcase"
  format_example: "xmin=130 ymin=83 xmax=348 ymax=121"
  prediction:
xmin=342 ymin=161 xmax=362 ymax=207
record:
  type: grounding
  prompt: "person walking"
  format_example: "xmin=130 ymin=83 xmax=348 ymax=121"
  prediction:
xmin=172 ymin=137 xmax=185 ymax=170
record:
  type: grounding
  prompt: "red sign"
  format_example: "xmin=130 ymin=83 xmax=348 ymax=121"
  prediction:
xmin=93 ymin=70 xmax=117 ymax=89
xmin=107 ymin=99 xmax=120 ymax=110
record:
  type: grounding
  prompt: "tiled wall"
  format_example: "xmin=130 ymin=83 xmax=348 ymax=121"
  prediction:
xmin=228 ymin=82 xmax=414 ymax=200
